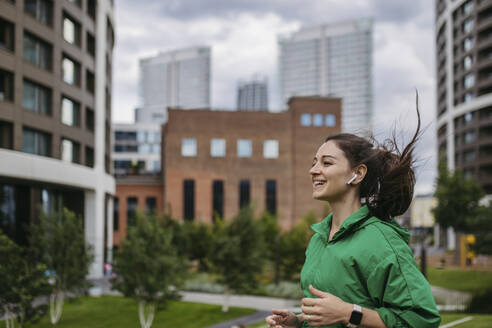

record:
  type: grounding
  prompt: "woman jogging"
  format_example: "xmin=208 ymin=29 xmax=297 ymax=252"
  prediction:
xmin=266 ymin=102 xmax=440 ymax=328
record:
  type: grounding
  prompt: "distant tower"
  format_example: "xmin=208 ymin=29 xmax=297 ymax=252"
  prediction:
xmin=278 ymin=18 xmax=373 ymax=134
xmin=237 ymin=77 xmax=268 ymax=111
xmin=136 ymin=46 xmax=211 ymax=123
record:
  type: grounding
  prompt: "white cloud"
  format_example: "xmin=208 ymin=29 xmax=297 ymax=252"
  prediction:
xmin=112 ymin=1 xmax=438 ymax=192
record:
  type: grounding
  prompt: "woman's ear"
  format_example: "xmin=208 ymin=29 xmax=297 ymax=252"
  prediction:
xmin=353 ymin=164 xmax=367 ymax=185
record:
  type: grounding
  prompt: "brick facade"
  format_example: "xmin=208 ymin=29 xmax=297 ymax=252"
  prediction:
xmin=163 ymin=97 xmax=342 ymax=229
xmin=113 ymin=176 xmax=163 ymax=247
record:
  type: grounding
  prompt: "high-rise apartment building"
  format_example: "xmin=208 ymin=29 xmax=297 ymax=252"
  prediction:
xmin=0 ymin=0 xmax=115 ymax=278
xmin=237 ymin=77 xmax=268 ymax=111
xmin=436 ymin=0 xmax=492 ymax=194
xmin=112 ymin=123 xmax=161 ymax=177
xmin=278 ymin=18 xmax=373 ymax=134
xmin=135 ymin=46 xmax=211 ymax=124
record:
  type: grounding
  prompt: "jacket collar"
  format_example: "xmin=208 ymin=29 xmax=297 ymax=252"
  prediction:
xmin=311 ymin=205 xmax=372 ymax=243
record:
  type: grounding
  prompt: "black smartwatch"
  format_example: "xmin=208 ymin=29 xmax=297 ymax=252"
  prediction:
xmin=347 ymin=304 xmax=363 ymax=327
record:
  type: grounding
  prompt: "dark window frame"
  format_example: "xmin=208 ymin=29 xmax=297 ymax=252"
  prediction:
xmin=239 ymin=179 xmax=250 ymax=209
xmin=212 ymin=180 xmax=224 ymax=221
xmin=266 ymin=180 xmax=277 ymax=215
xmin=127 ymin=197 xmax=137 ymax=227
xmin=113 ymin=197 xmax=119 ymax=231
xmin=183 ymin=180 xmax=195 ymax=221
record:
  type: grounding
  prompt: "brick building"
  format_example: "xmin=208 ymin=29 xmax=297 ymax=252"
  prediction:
xmin=162 ymin=97 xmax=341 ymax=228
xmin=112 ymin=175 xmax=163 ymax=247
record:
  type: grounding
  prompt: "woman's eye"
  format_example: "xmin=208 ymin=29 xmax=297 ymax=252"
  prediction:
xmin=323 ymin=162 xmax=331 ymax=166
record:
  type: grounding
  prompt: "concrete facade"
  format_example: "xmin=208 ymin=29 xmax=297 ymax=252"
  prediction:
xmin=278 ymin=18 xmax=373 ymax=134
xmin=436 ymin=0 xmax=492 ymax=194
xmin=0 ymin=0 xmax=115 ymax=278
xmin=163 ymin=97 xmax=341 ymax=228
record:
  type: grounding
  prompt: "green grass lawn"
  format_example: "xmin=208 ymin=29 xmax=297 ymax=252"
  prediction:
xmin=247 ymin=313 xmax=492 ymax=328
xmin=25 ymin=296 xmax=256 ymax=328
xmin=427 ymin=266 xmax=492 ymax=293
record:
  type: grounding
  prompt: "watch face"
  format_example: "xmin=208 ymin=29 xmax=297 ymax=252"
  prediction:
xmin=350 ymin=310 xmax=363 ymax=325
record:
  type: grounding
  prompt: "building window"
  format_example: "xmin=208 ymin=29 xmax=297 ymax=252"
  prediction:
xmin=0 ymin=121 xmax=13 ymax=150
xmin=87 ymin=0 xmax=96 ymax=20
xmin=464 ymin=56 xmax=473 ymax=71
xmin=237 ymin=139 xmax=252 ymax=157
xmin=0 ymin=69 xmax=14 ymax=102
xmin=265 ymin=180 xmax=276 ymax=215
xmin=463 ymin=1 xmax=474 ymax=15
xmin=464 ymin=37 xmax=474 ymax=52
xmin=325 ymin=114 xmax=336 ymax=127
xmin=24 ymin=0 xmax=53 ymax=26
xmin=61 ymin=97 xmax=80 ymax=127
xmin=210 ymin=138 xmax=226 ymax=157
xmin=263 ymin=139 xmax=279 ymax=159
xmin=300 ymin=113 xmax=311 ymax=126
xmin=239 ymin=180 xmax=250 ymax=209
xmin=181 ymin=138 xmax=197 ymax=157
xmin=62 ymin=55 xmax=81 ymax=86
xmin=22 ymin=127 xmax=51 ymax=156
xmin=86 ymin=32 xmax=95 ymax=57
xmin=86 ymin=107 xmax=94 ymax=132
xmin=464 ymin=92 xmax=474 ymax=103
xmin=463 ymin=18 xmax=474 ymax=34
xmin=464 ymin=112 xmax=475 ymax=125
xmin=464 ymin=131 xmax=476 ymax=144
xmin=146 ymin=197 xmax=156 ymax=215
xmin=85 ymin=146 xmax=94 ymax=167
xmin=464 ymin=73 xmax=475 ymax=89
xmin=23 ymin=32 xmax=52 ymax=70
xmin=212 ymin=180 xmax=224 ymax=220
xmin=63 ymin=14 xmax=81 ymax=46
xmin=22 ymin=79 xmax=51 ymax=115
xmin=127 ymin=197 xmax=137 ymax=227
xmin=115 ymin=131 xmax=137 ymax=141
xmin=86 ymin=70 xmax=95 ymax=93
xmin=183 ymin=180 xmax=194 ymax=221
xmin=0 ymin=18 xmax=15 ymax=52
xmin=313 ymin=114 xmax=323 ymax=126
xmin=113 ymin=197 xmax=119 ymax=231
xmin=61 ymin=138 xmax=80 ymax=163
xmin=464 ymin=150 xmax=477 ymax=163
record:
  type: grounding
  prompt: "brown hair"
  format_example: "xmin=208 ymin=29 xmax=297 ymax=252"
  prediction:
xmin=324 ymin=97 xmax=421 ymax=221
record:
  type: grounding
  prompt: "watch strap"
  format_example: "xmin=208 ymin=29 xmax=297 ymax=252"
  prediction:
xmin=347 ymin=304 xmax=362 ymax=327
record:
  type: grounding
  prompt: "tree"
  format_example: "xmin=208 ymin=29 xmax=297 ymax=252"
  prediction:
xmin=432 ymin=161 xmax=483 ymax=231
xmin=111 ymin=212 xmax=185 ymax=328
xmin=467 ymin=204 xmax=492 ymax=255
xmin=257 ymin=211 xmax=281 ymax=284
xmin=278 ymin=211 xmax=316 ymax=281
xmin=433 ymin=162 xmax=492 ymax=255
xmin=29 ymin=208 xmax=93 ymax=325
xmin=0 ymin=231 xmax=50 ymax=328
xmin=181 ymin=221 xmax=213 ymax=271
xmin=209 ymin=207 xmax=265 ymax=311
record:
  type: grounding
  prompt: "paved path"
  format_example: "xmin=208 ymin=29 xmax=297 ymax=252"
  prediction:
xmin=206 ymin=310 xmax=270 ymax=328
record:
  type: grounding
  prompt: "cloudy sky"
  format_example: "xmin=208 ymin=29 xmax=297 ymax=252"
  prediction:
xmin=112 ymin=0 xmax=437 ymax=194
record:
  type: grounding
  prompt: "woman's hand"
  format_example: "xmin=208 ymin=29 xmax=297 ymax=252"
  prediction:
xmin=265 ymin=309 xmax=301 ymax=328
xmin=301 ymin=285 xmax=352 ymax=327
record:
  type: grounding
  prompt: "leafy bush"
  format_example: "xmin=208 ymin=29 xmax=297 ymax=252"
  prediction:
xmin=265 ymin=281 xmax=304 ymax=299
xmin=467 ymin=289 xmax=492 ymax=313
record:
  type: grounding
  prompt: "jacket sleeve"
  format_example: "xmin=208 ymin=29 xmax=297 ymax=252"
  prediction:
xmin=366 ymin=252 xmax=441 ymax=328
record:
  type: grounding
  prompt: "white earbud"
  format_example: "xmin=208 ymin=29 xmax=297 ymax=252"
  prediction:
xmin=346 ymin=174 xmax=358 ymax=185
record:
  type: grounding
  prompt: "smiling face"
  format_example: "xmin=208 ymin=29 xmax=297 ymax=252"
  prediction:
xmin=309 ymin=140 xmax=355 ymax=202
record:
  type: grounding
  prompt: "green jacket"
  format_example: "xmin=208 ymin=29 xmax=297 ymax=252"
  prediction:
xmin=300 ymin=205 xmax=441 ymax=328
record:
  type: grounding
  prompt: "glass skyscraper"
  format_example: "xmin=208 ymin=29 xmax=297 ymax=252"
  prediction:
xmin=135 ymin=46 xmax=211 ymax=124
xmin=279 ymin=18 xmax=373 ymax=134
